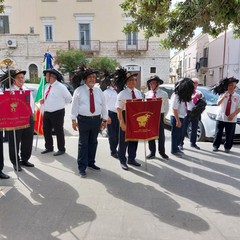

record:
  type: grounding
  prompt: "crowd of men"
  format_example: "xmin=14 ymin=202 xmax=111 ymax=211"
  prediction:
xmin=1 ymin=63 xmax=240 ymax=179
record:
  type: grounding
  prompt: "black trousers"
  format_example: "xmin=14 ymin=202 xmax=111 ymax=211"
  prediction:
xmin=148 ymin=113 xmax=166 ymax=155
xmin=0 ymin=131 xmax=4 ymax=171
xmin=43 ymin=109 xmax=65 ymax=152
xmin=118 ymin=111 xmax=138 ymax=164
xmin=7 ymin=116 xmax=34 ymax=165
xmin=213 ymin=120 xmax=236 ymax=150
xmin=77 ymin=115 xmax=101 ymax=172
xmin=180 ymin=111 xmax=199 ymax=146
xmin=107 ymin=110 xmax=119 ymax=155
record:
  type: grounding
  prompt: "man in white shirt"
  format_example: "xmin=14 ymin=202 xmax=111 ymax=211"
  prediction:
xmin=213 ymin=77 xmax=240 ymax=152
xmin=145 ymin=75 xmax=169 ymax=159
xmin=71 ymin=68 xmax=108 ymax=178
xmin=116 ymin=72 xmax=142 ymax=170
xmin=40 ymin=69 xmax=72 ymax=156
xmin=6 ymin=70 xmax=35 ymax=171
xmin=103 ymin=78 xmax=119 ymax=159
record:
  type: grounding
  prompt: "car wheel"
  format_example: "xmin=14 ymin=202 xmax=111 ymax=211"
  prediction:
xmin=187 ymin=121 xmax=205 ymax=142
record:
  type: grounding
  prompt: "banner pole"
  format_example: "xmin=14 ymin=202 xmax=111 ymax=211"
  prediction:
xmin=144 ymin=140 xmax=147 ymax=170
xmin=13 ymin=130 xmax=19 ymax=176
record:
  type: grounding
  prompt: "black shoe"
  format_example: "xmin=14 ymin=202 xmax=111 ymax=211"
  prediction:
xmin=88 ymin=164 xmax=101 ymax=170
xmin=13 ymin=165 xmax=22 ymax=172
xmin=171 ymin=152 xmax=183 ymax=157
xmin=128 ymin=160 xmax=141 ymax=167
xmin=160 ymin=153 xmax=169 ymax=159
xmin=121 ymin=163 xmax=128 ymax=170
xmin=53 ymin=151 xmax=65 ymax=156
xmin=111 ymin=152 xmax=119 ymax=159
xmin=213 ymin=147 xmax=218 ymax=152
xmin=20 ymin=161 xmax=34 ymax=167
xmin=191 ymin=144 xmax=200 ymax=150
xmin=146 ymin=153 xmax=155 ymax=159
xmin=178 ymin=145 xmax=184 ymax=151
xmin=225 ymin=149 xmax=230 ymax=153
xmin=79 ymin=170 xmax=87 ymax=178
xmin=41 ymin=149 xmax=53 ymax=154
xmin=0 ymin=172 xmax=10 ymax=179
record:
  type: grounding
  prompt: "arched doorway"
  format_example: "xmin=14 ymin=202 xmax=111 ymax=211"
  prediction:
xmin=29 ymin=64 xmax=38 ymax=83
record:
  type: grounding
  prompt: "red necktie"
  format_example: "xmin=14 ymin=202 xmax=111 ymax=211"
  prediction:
xmin=90 ymin=88 xmax=95 ymax=113
xmin=19 ymin=88 xmax=23 ymax=91
xmin=132 ymin=90 xmax=136 ymax=100
xmin=45 ymin=85 xmax=51 ymax=99
xmin=225 ymin=94 xmax=232 ymax=116
xmin=152 ymin=91 xmax=157 ymax=99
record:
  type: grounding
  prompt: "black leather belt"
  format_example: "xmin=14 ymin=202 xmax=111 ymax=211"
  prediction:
xmin=78 ymin=114 xmax=100 ymax=119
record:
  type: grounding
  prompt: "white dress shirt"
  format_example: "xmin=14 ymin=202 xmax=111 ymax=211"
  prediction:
xmin=216 ymin=92 xmax=240 ymax=123
xmin=116 ymin=87 xmax=142 ymax=111
xmin=43 ymin=81 xmax=72 ymax=112
xmin=145 ymin=88 xmax=169 ymax=114
xmin=103 ymin=87 xmax=118 ymax=113
xmin=71 ymin=84 xmax=108 ymax=120
xmin=169 ymin=93 xmax=187 ymax=118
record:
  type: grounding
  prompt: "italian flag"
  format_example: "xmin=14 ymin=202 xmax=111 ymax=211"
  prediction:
xmin=34 ymin=60 xmax=48 ymax=135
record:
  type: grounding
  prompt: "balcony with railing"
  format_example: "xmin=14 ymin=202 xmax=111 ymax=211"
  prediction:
xmin=199 ymin=57 xmax=208 ymax=68
xmin=199 ymin=57 xmax=208 ymax=74
xmin=117 ymin=40 xmax=148 ymax=52
xmin=68 ymin=40 xmax=100 ymax=52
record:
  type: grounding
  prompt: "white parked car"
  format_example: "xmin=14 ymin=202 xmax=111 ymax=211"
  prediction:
xmin=159 ymin=84 xmax=240 ymax=142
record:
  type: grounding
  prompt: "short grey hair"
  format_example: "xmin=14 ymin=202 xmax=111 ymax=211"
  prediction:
xmin=192 ymin=77 xmax=199 ymax=83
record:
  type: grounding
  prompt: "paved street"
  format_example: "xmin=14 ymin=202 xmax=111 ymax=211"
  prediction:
xmin=1 ymin=107 xmax=240 ymax=240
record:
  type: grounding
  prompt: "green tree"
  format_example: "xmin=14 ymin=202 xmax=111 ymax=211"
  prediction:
xmin=54 ymin=49 xmax=88 ymax=76
xmin=120 ymin=0 xmax=240 ymax=49
xmin=89 ymin=56 xmax=120 ymax=79
xmin=0 ymin=1 xmax=4 ymax=13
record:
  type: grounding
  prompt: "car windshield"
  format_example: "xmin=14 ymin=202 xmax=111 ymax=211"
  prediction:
xmin=198 ymin=87 xmax=218 ymax=106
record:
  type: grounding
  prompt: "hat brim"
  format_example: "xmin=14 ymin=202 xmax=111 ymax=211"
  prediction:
xmin=228 ymin=78 xmax=239 ymax=84
xmin=125 ymin=73 xmax=138 ymax=83
xmin=14 ymin=70 xmax=26 ymax=77
xmin=147 ymin=78 xmax=163 ymax=86
xmin=84 ymin=71 xmax=98 ymax=80
xmin=43 ymin=69 xmax=63 ymax=82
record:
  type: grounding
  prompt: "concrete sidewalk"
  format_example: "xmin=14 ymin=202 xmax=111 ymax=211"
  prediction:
xmin=1 ymin=131 xmax=240 ymax=240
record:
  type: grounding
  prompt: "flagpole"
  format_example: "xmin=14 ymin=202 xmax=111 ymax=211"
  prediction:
xmin=144 ymin=140 xmax=147 ymax=170
xmin=34 ymin=58 xmax=47 ymax=150
xmin=6 ymin=61 xmax=20 ymax=176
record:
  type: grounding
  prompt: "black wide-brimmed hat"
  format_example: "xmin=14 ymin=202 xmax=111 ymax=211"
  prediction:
xmin=0 ymin=69 xmax=26 ymax=88
xmin=211 ymin=77 xmax=239 ymax=95
xmin=43 ymin=69 xmax=63 ymax=82
xmin=83 ymin=68 xmax=98 ymax=80
xmin=147 ymin=75 xmax=164 ymax=90
xmin=125 ymin=72 xmax=138 ymax=83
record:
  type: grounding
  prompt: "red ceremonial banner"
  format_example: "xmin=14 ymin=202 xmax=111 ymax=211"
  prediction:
xmin=125 ymin=99 xmax=162 ymax=141
xmin=0 ymin=90 xmax=32 ymax=130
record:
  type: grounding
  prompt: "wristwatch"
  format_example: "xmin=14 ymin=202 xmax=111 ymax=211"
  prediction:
xmin=102 ymin=119 xmax=107 ymax=123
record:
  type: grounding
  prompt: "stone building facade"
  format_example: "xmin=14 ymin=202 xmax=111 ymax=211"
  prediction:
xmin=0 ymin=0 xmax=170 ymax=89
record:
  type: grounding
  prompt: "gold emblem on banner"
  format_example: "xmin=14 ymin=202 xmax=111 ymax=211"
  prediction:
xmin=10 ymin=102 xmax=18 ymax=112
xmin=136 ymin=113 xmax=151 ymax=127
